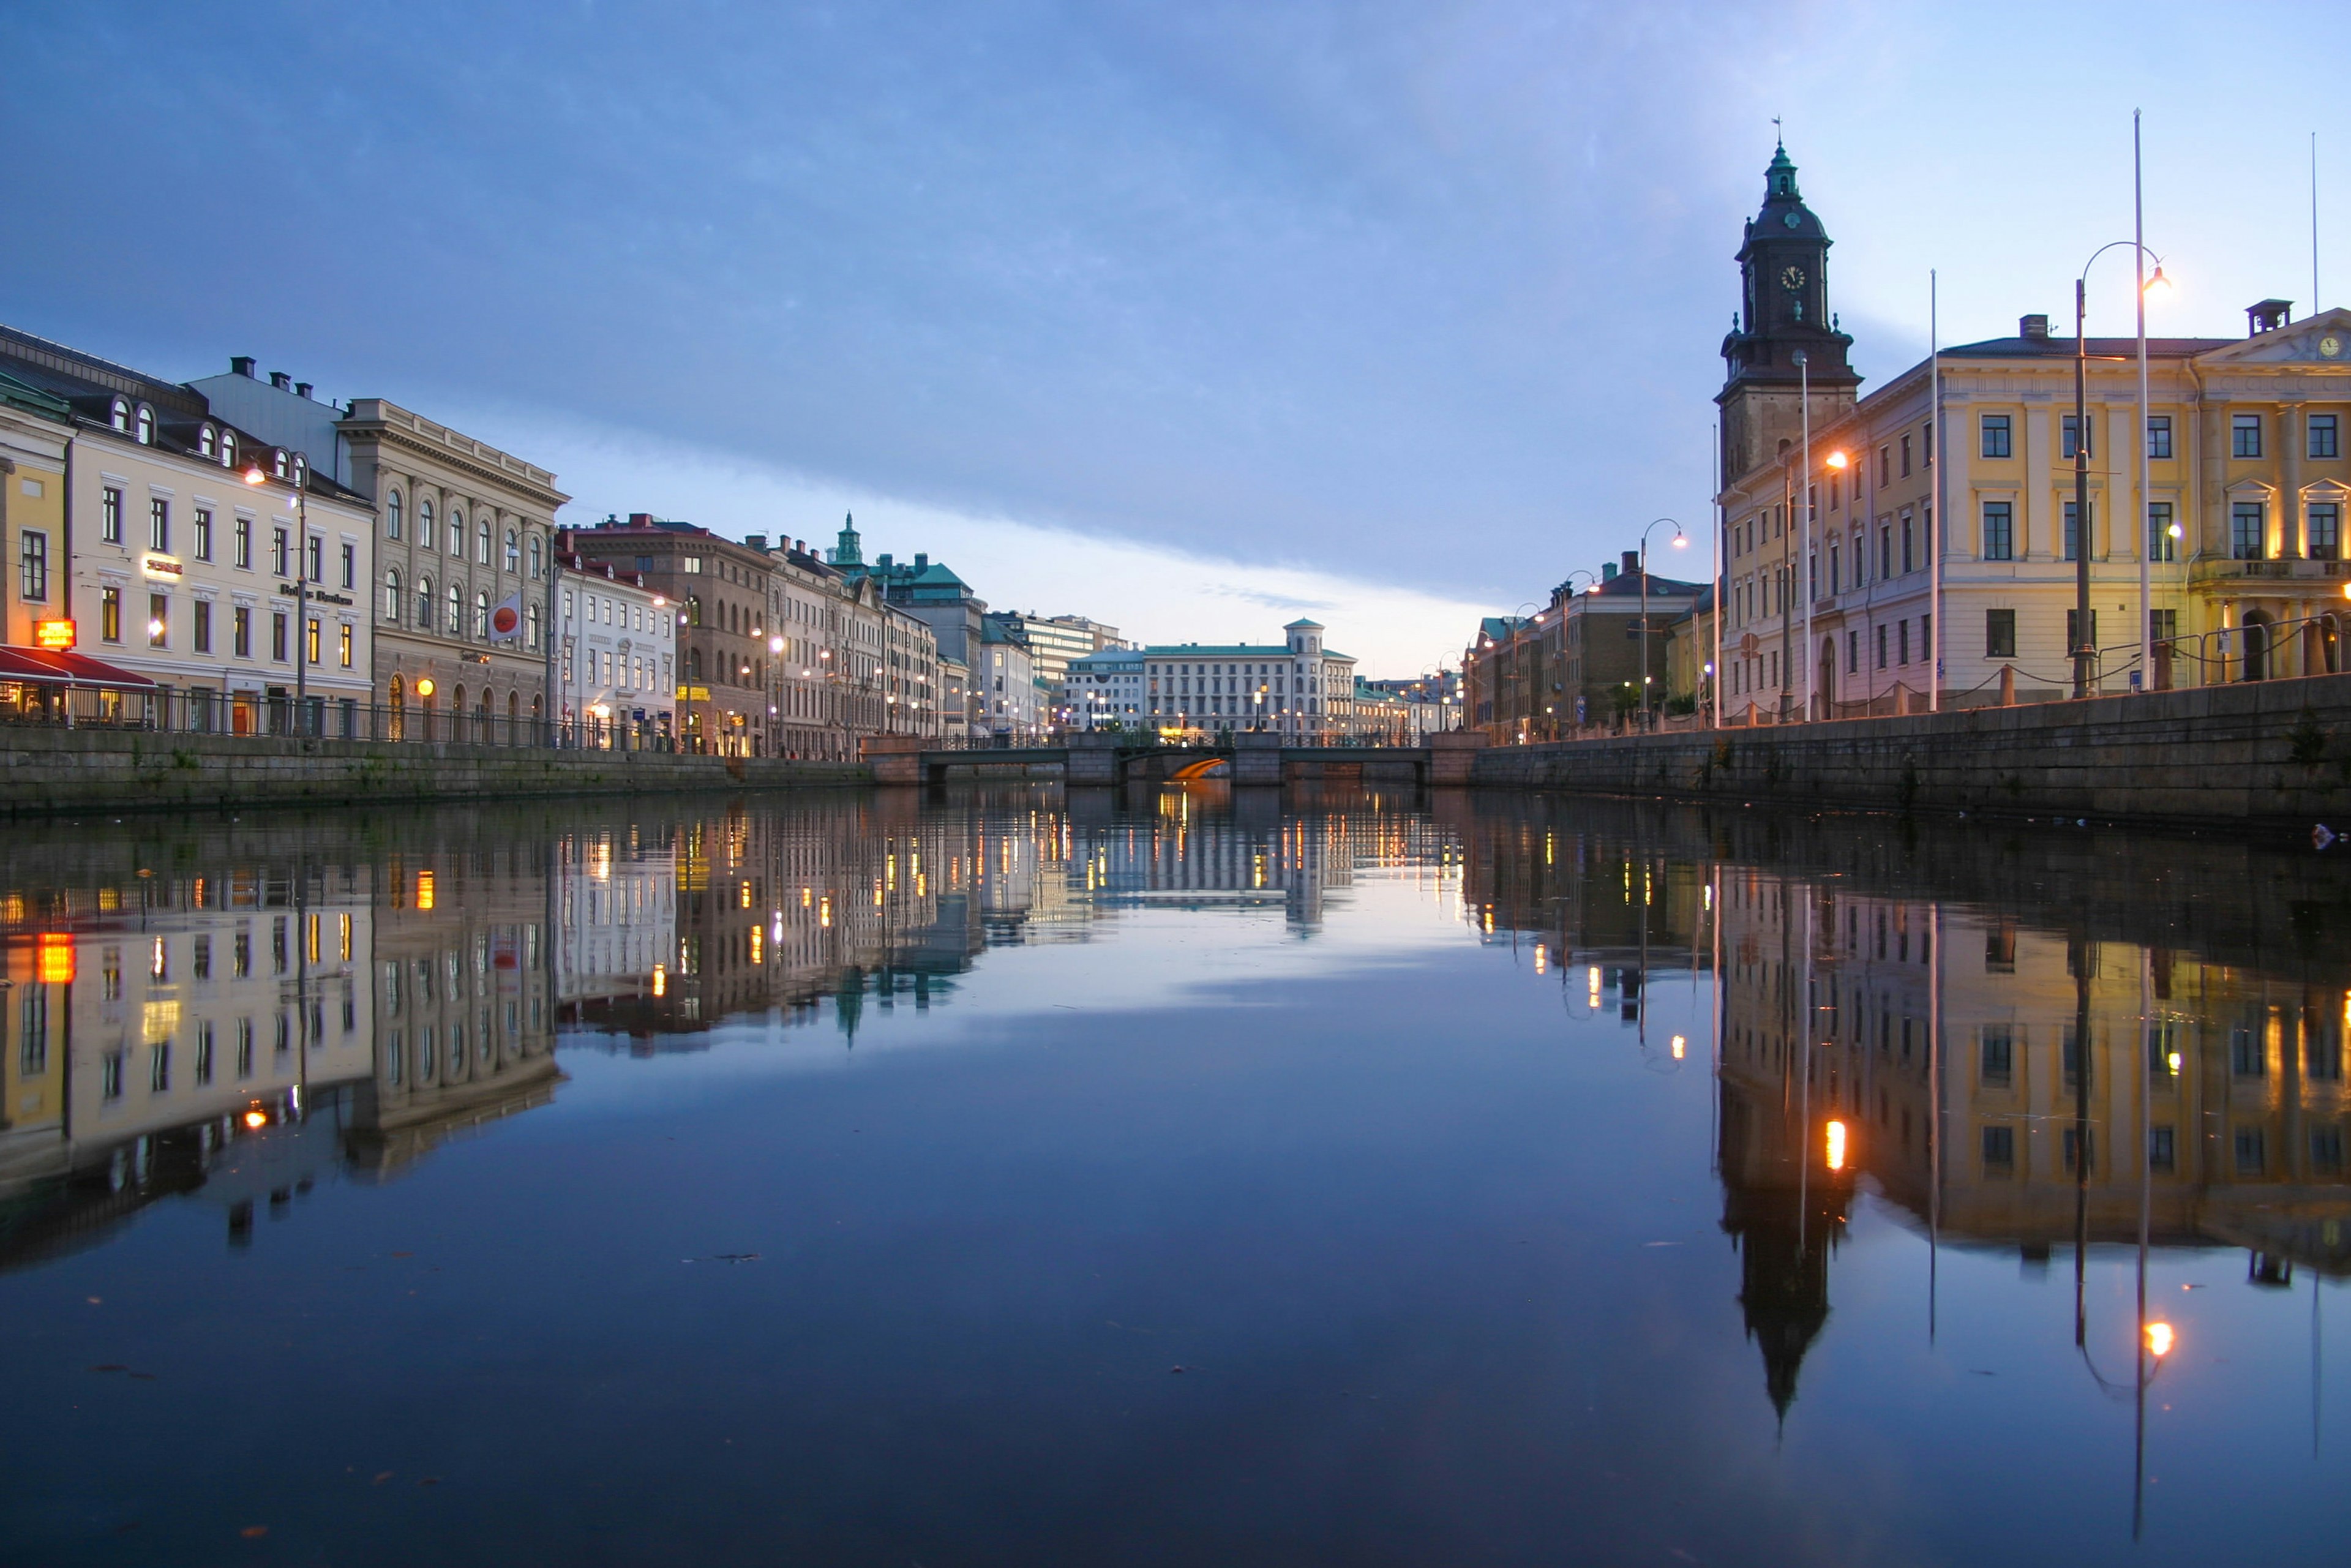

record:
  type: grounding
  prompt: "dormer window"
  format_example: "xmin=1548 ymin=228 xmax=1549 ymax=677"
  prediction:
xmin=134 ymin=405 xmax=156 ymax=445
xmin=291 ymin=453 xmax=308 ymax=487
xmin=110 ymin=398 xmax=130 ymax=432
xmin=272 ymin=448 xmax=290 ymax=479
xmin=219 ymin=432 xmax=236 ymax=469
xmin=198 ymin=424 xmax=217 ymax=459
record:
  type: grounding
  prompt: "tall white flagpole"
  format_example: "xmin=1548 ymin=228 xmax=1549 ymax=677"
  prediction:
xmin=1930 ymin=270 xmax=1943 ymax=711
xmin=2137 ymin=111 xmax=2153 ymax=688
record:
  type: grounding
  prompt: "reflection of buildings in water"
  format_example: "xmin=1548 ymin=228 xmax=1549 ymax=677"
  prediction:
xmin=364 ymin=846 xmax=557 ymax=1176
xmin=0 ymin=867 xmax=377 ymax=1262
xmin=1711 ymin=865 xmax=2351 ymax=1414
xmin=555 ymin=827 xmax=676 ymax=1008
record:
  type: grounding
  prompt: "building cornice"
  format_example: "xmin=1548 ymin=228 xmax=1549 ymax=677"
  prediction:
xmin=341 ymin=399 xmax=569 ymax=512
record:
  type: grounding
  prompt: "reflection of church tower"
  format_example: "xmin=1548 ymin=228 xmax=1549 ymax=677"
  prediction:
xmin=1717 ymin=1072 xmax=1851 ymax=1420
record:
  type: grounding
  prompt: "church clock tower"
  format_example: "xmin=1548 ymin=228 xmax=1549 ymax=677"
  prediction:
xmin=1716 ymin=142 xmax=1860 ymax=486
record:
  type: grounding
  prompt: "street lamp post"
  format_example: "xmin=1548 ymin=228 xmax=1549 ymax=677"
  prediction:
xmin=2075 ymin=235 xmax=2169 ymax=699
xmin=1638 ymin=519 xmax=1687 ymax=731
xmin=244 ymin=463 xmax=309 ymax=733
xmin=1794 ymin=349 xmax=1813 ymax=721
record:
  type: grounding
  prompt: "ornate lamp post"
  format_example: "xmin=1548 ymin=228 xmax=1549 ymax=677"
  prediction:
xmin=1638 ymin=520 xmax=1687 ymax=730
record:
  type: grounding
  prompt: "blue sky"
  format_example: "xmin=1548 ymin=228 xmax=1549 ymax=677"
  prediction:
xmin=3 ymin=2 xmax=2343 ymax=672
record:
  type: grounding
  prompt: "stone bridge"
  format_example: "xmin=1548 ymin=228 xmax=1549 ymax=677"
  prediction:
xmin=863 ymin=731 xmax=1487 ymax=788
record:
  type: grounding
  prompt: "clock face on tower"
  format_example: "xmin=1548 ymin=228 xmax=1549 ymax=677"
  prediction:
xmin=1781 ymin=265 xmax=1805 ymax=291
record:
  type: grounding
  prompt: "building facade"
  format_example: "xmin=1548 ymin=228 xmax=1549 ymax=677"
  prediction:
xmin=1138 ymin=619 xmax=1355 ymax=741
xmin=1715 ymin=144 xmax=2351 ymax=720
xmin=550 ymin=551 xmax=677 ymax=748
xmin=0 ymin=365 xmax=71 ymax=656
xmin=1065 ymin=645 xmax=1146 ymax=730
xmin=2 ymin=328 xmax=376 ymax=733
xmin=192 ymin=364 xmax=566 ymax=740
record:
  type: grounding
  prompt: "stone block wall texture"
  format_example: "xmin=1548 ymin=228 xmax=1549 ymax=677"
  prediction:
xmin=0 ymin=729 xmax=869 ymax=817
xmin=1466 ymin=672 xmax=2351 ymax=829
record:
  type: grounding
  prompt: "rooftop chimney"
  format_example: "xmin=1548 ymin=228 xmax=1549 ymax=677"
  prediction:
xmin=1602 ymin=561 xmax=1619 ymax=583
xmin=2019 ymin=313 xmax=2050 ymax=342
xmin=914 ymin=552 xmax=928 ymax=571
xmin=1621 ymin=549 xmax=1641 ymax=577
xmin=628 ymin=512 xmax=654 ymax=527
xmin=744 ymin=533 xmax=768 ymax=552
xmin=230 ymin=356 xmax=256 ymax=377
xmin=877 ymin=552 xmax=893 ymax=572
xmin=269 ymin=371 xmax=291 ymax=391
xmin=294 ymin=381 xmax=313 ymax=400
xmin=2248 ymin=299 xmax=2293 ymax=336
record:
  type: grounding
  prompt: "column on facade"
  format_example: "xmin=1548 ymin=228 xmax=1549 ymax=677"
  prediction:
xmin=2022 ymin=396 xmax=2050 ymax=563
xmin=2279 ymin=402 xmax=2304 ymax=559
xmin=2198 ymin=398 xmax=2228 ymax=563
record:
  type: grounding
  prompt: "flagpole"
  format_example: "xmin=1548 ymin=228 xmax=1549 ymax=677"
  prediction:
xmin=2137 ymin=111 xmax=2154 ymax=689
xmin=1930 ymin=270 xmax=1943 ymax=712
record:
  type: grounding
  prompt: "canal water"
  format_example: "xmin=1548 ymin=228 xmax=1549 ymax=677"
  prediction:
xmin=1 ymin=785 xmax=2343 ymax=1566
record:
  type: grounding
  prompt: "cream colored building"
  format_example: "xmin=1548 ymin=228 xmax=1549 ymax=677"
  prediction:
xmin=1714 ymin=148 xmax=2351 ymax=719
xmin=197 ymin=362 xmax=565 ymax=741
xmin=553 ymin=554 xmax=676 ymax=748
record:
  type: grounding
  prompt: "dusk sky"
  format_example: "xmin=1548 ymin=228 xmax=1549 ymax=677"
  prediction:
xmin=4 ymin=1 xmax=2342 ymax=673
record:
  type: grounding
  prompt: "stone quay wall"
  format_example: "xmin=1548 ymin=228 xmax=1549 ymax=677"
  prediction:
xmin=1467 ymin=672 xmax=2351 ymax=831
xmin=0 ymin=728 xmax=868 ymax=817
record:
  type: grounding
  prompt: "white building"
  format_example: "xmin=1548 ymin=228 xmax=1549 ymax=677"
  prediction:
xmin=978 ymin=616 xmax=1041 ymax=739
xmin=1139 ymin=618 xmax=1356 ymax=741
xmin=0 ymin=326 xmax=377 ymax=733
xmin=1063 ymin=646 xmax=1145 ymax=729
xmin=553 ymin=553 xmax=675 ymax=749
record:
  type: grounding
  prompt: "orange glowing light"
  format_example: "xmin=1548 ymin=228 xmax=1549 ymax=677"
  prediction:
xmin=651 ymin=964 xmax=666 ymax=997
xmin=36 ymin=932 xmax=75 ymax=985
xmin=415 ymin=870 xmax=435 ymax=911
xmin=1826 ymin=451 xmax=1849 ymax=470
xmin=414 ymin=677 xmax=436 ymax=698
xmin=243 ymin=1109 xmax=269 ymax=1129
xmin=1670 ymin=1035 xmax=1687 ymax=1060
xmin=2147 ymin=1321 xmax=2175 ymax=1358
xmin=34 ymin=618 xmax=76 ymax=650
xmin=1824 ymin=1119 xmax=1848 ymax=1171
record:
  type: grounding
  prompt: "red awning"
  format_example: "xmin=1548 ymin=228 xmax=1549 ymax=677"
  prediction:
xmin=0 ymin=646 xmax=157 ymax=689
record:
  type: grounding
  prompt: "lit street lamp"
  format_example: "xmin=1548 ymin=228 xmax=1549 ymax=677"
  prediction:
xmin=2073 ymin=234 xmax=2168 ymax=698
xmin=1638 ymin=519 xmax=1687 ymax=730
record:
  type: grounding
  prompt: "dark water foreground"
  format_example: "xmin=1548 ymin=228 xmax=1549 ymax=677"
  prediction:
xmin=0 ymin=786 xmax=2343 ymax=1566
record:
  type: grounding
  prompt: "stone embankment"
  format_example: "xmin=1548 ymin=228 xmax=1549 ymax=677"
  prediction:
xmin=1468 ymin=672 xmax=2351 ymax=832
xmin=0 ymin=727 xmax=867 ymax=817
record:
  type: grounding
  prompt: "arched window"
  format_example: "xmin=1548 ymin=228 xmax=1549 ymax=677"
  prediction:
xmin=688 ymin=648 xmax=703 ymax=681
xmin=134 ymin=405 xmax=155 ymax=444
xmin=686 ymin=595 xmax=702 ymax=627
xmin=504 ymin=528 xmax=519 ymax=572
xmin=386 ymin=490 xmax=403 ymax=540
xmin=474 ymin=591 xmax=490 ymax=637
xmin=528 ymin=536 xmax=542 ymax=579
xmin=385 ymin=568 xmax=402 ymax=619
xmin=448 ymin=508 xmax=464 ymax=556
xmin=219 ymin=432 xmax=236 ymax=469
xmin=526 ymin=602 xmax=541 ymax=650
xmin=109 ymin=398 xmax=130 ymax=432
xmin=198 ymin=425 xmax=217 ymax=459
xmin=419 ymin=499 xmax=435 ymax=550
xmin=446 ymin=583 xmax=462 ymax=635
xmin=272 ymin=448 xmax=290 ymax=479
xmin=477 ymin=521 xmax=490 ymax=565
xmin=416 ymin=576 xmax=434 ymax=628
xmin=291 ymin=454 xmax=307 ymax=487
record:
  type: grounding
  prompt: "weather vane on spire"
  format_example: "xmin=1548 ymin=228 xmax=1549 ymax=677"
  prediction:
xmin=1772 ymin=116 xmax=1783 ymax=146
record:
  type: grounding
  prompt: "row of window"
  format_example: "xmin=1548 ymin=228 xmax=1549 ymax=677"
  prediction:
xmin=1979 ymin=500 xmax=2341 ymax=561
xmin=1982 ymin=411 xmax=2341 ymax=462
xmin=94 ymin=587 xmax=355 ymax=667
xmin=1978 ymin=1122 xmax=2342 ymax=1177
xmin=104 ymin=398 xmax=306 ymax=485
xmin=97 ymin=490 xmax=358 ymax=583
xmin=383 ymin=491 xmax=538 ymax=575
xmin=379 ymin=570 xmax=542 ymax=647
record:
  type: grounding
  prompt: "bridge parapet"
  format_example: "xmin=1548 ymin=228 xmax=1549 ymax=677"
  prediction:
xmin=1427 ymin=730 xmax=1488 ymax=785
xmin=862 ymin=735 xmax=928 ymax=784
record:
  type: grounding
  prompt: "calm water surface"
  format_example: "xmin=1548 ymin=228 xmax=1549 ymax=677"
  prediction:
xmin=1 ymin=785 xmax=2344 ymax=1566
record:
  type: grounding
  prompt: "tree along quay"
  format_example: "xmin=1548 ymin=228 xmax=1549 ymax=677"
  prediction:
xmin=1466 ymin=670 xmax=2351 ymax=836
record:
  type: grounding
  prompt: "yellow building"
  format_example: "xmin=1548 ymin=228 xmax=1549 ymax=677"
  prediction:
xmin=0 ymin=369 xmax=71 ymax=655
xmin=1714 ymin=143 xmax=2351 ymax=718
